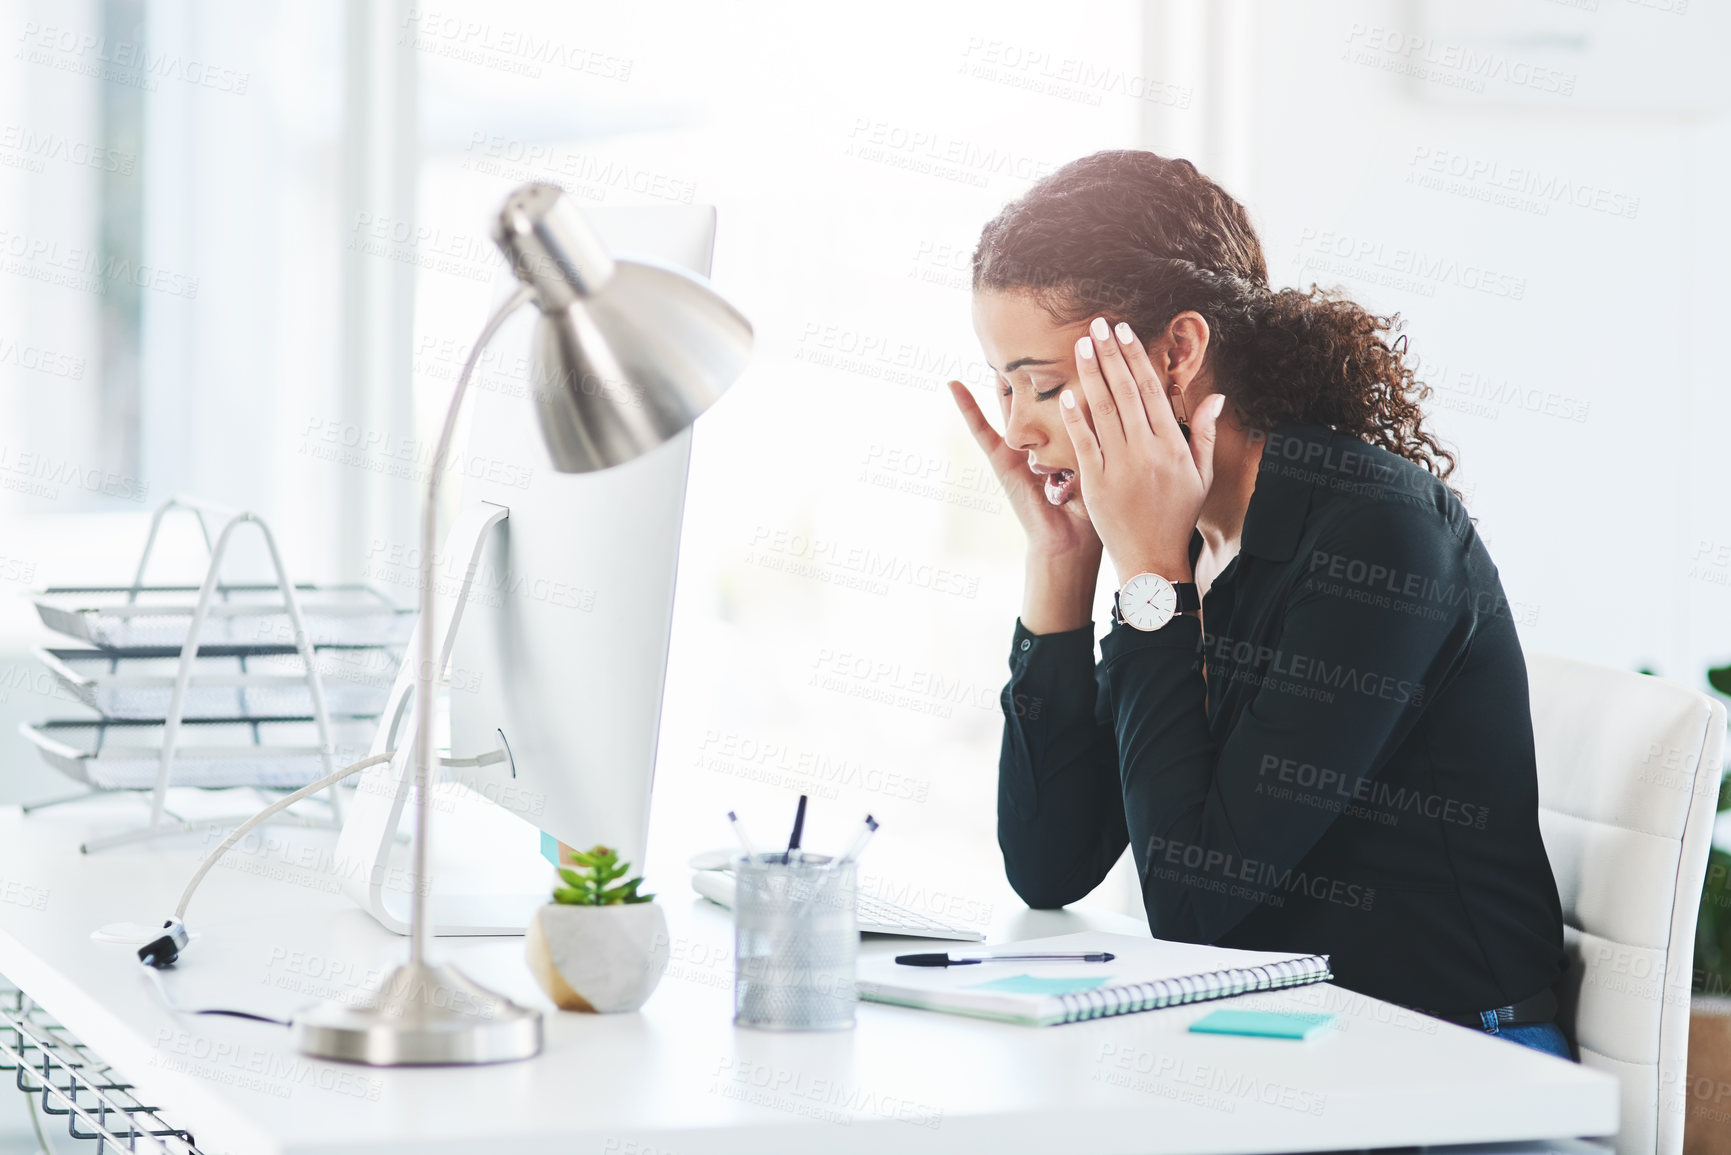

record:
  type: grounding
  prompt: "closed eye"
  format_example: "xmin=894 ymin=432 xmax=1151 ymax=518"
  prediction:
xmin=999 ymin=377 xmax=1067 ymax=401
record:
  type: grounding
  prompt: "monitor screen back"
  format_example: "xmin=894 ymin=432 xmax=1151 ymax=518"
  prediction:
xmin=446 ymin=204 xmax=718 ymax=876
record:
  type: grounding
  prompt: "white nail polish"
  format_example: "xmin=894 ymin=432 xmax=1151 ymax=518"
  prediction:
xmin=1076 ymin=336 xmax=1094 ymax=361
xmin=1060 ymin=390 xmax=1076 ymax=409
xmin=1090 ymin=317 xmax=1110 ymax=341
xmin=1115 ymin=322 xmax=1134 ymax=344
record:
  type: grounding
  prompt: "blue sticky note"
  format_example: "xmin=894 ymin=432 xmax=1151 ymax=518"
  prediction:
xmin=968 ymin=973 xmax=1111 ymax=996
xmin=1189 ymin=1009 xmax=1336 ymax=1039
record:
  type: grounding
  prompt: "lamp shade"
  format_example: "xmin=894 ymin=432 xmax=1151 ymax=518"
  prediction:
xmin=491 ymin=184 xmax=753 ymax=473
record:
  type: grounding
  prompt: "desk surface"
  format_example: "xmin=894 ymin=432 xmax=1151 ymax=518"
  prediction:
xmin=0 ymin=793 xmax=1617 ymax=1155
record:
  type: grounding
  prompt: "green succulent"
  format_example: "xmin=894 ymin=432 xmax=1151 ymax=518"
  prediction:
xmin=552 ymin=844 xmax=654 ymax=906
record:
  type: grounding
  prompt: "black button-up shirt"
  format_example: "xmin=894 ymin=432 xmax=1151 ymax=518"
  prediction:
xmin=998 ymin=422 xmax=1566 ymax=1015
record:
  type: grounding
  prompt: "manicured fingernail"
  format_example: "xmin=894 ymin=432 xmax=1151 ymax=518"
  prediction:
xmin=1075 ymin=335 xmax=1094 ymax=360
xmin=1060 ymin=389 xmax=1076 ymax=409
xmin=1115 ymin=322 xmax=1134 ymax=344
xmin=1090 ymin=317 xmax=1111 ymax=341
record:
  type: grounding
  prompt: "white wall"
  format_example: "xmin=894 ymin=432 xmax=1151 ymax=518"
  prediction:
xmin=1183 ymin=0 xmax=1731 ymax=687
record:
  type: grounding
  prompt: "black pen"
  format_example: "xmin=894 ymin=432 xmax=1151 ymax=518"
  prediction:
xmin=783 ymin=793 xmax=807 ymax=863
xmin=894 ymin=951 xmax=1116 ymax=967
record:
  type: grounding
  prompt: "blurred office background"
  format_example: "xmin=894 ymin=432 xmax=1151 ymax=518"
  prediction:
xmin=0 ymin=0 xmax=1726 ymax=1009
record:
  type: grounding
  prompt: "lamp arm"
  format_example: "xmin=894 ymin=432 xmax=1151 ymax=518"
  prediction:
xmin=411 ymin=284 xmax=536 ymax=966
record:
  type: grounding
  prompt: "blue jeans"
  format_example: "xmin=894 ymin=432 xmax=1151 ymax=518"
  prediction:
xmin=1480 ymin=1012 xmax=1573 ymax=1060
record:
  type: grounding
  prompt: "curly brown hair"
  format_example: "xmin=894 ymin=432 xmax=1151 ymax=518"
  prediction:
xmin=972 ymin=149 xmax=1456 ymax=481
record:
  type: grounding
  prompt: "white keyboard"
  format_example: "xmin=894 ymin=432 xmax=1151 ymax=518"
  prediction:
xmin=688 ymin=867 xmax=986 ymax=941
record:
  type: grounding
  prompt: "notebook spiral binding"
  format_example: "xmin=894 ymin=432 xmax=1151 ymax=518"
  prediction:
xmin=1055 ymin=955 xmax=1332 ymax=1023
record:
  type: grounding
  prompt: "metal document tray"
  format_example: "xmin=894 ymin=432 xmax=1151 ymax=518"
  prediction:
xmin=21 ymin=717 xmax=379 ymax=790
xmin=35 ymin=645 xmax=400 ymax=721
xmin=33 ymin=583 xmax=413 ymax=650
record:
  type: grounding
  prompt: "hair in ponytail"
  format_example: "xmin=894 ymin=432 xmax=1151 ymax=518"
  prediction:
xmin=971 ymin=150 xmax=1456 ymax=482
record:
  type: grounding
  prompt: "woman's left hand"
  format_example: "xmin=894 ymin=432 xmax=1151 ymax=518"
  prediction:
xmin=1059 ymin=316 xmax=1227 ymax=587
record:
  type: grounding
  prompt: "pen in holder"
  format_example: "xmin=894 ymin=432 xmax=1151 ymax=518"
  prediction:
xmin=732 ymin=851 xmax=858 ymax=1031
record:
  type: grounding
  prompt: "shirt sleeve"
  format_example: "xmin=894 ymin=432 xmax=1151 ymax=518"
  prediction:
xmin=997 ymin=617 xmax=1128 ymax=909
xmin=1102 ymin=500 xmax=1473 ymax=942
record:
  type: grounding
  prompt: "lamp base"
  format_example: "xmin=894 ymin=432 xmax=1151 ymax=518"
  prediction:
xmin=291 ymin=961 xmax=542 ymax=1066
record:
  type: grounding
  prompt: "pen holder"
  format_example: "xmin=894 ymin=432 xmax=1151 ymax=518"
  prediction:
xmin=732 ymin=852 xmax=858 ymax=1031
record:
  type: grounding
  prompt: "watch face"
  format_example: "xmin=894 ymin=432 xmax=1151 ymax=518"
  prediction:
xmin=1120 ymin=573 xmax=1177 ymax=631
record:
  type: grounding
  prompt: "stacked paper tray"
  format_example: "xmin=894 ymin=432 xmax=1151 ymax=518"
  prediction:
xmin=35 ymin=645 xmax=400 ymax=721
xmin=21 ymin=718 xmax=378 ymax=790
xmin=33 ymin=584 xmax=413 ymax=649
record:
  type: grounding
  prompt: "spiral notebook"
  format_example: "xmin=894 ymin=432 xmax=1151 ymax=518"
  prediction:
xmin=855 ymin=931 xmax=1331 ymax=1027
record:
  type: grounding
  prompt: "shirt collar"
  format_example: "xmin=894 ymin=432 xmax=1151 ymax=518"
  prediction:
xmin=1240 ymin=422 xmax=1329 ymax=562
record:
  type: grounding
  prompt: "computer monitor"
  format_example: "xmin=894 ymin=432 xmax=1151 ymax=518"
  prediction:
xmin=445 ymin=204 xmax=716 ymax=870
xmin=333 ymin=205 xmax=716 ymax=935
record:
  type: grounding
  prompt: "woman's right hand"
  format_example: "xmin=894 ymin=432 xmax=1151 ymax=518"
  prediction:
xmin=948 ymin=380 xmax=1100 ymax=559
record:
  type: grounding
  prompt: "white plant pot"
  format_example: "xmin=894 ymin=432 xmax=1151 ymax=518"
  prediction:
xmin=524 ymin=902 xmax=670 ymax=1013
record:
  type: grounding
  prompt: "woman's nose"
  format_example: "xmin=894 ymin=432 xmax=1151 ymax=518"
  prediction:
xmin=1004 ymin=402 xmax=1043 ymax=452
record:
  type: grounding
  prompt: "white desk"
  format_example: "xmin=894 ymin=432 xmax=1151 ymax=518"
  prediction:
xmin=0 ymin=794 xmax=1617 ymax=1155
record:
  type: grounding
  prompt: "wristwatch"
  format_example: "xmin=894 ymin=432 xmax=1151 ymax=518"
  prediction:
xmin=1112 ymin=572 xmax=1201 ymax=632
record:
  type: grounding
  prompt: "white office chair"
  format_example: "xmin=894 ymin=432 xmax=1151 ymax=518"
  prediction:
xmin=1528 ymin=653 xmax=1727 ymax=1155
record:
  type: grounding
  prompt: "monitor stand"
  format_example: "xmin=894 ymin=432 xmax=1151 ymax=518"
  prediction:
xmin=333 ymin=501 xmax=544 ymax=936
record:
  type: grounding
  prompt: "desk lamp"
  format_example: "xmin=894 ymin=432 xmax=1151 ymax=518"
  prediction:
xmin=292 ymin=184 xmax=753 ymax=1065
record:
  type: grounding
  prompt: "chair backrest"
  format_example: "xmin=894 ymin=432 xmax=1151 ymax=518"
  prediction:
xmin=1528 ymin=652 xmax=1727 ymax=1155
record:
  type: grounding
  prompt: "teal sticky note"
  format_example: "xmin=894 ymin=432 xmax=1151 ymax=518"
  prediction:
xmin=1188 ymin=1009 xmax=1336 ymax=1039
xmin=968 ymin=973 xmax=1111 ymax=996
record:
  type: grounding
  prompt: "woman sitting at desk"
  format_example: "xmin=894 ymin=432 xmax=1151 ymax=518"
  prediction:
xmin=947 ymin=150 xmax=1569 ymax=1058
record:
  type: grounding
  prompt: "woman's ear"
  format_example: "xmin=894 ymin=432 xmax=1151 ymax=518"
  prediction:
xmin=1162 ymin=310 xmax=1211 ymax=389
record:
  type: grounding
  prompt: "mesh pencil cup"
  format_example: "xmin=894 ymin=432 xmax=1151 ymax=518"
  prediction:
xmin=732 ymin=852 xmax=858 ymax=1030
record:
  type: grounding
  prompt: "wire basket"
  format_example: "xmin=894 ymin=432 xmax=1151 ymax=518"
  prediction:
xmin=0 ymin=982 xmax=205 ymax=1153
xmin=34 ymin=584 xmax=413 ymax=650
xmin=22 ymin=717 xmax=378 ymax=790
xmin=37 ymin=645 xmax=401 ymax=721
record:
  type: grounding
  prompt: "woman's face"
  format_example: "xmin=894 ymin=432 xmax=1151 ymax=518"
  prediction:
xmin=969 ymin=289 xmax=1101 ymax=508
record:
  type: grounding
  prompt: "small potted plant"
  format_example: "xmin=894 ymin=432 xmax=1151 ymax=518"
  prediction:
xmin=524 ymin=844 xmax=669 ymax=1013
